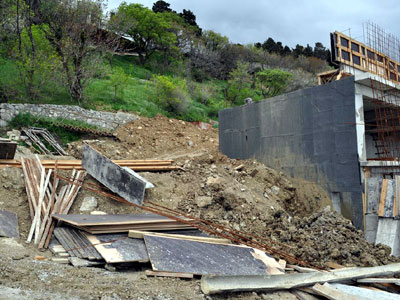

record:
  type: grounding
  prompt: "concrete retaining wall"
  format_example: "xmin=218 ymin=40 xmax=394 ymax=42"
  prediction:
xmin=0 ymin=103 xmax=138 ymax=130
xmin=219 ymin=77 xmax=364 ymax=228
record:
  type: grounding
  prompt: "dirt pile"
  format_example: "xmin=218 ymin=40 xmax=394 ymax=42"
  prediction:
xmin=263 ymin=207 xmax=399 ymax=267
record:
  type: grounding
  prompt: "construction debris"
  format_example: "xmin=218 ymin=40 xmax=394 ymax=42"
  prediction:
xmin=200 ymin=263 xmax=400 ymax=294
xmin=0 ymin=158 xmax=179 ymax=171
xmin=52 ymin=213 xmax=195 ymax=233
xmin=82 ymin=144 xmax=146 ymax=206
xmin=21 ymin=157 xmax=85 ymax=248
xmin=23 ymin=127 xmax=67 ymax=156
xmin=0 ymin=210 xmax=19 ymax=238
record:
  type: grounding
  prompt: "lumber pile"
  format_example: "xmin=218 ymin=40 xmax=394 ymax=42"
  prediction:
xmin=23 ymin=127 xmax=67 ymax=156
xmin=0 ymin=159 xmax=180 ymax=171
xmin=51 ymin=213 xmax=196 ymax=234
xmin=21 ymin=156 xmax=85 ymax=248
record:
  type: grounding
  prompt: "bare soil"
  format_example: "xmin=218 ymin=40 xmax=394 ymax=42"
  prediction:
xmin=0 ymin=114 xmax=398 ymax=299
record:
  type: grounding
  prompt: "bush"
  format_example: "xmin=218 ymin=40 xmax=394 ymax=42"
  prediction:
xmin=149 ymin=75 xmax=189 ymax=117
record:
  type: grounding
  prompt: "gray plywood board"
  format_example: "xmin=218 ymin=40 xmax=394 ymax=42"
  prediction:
xmin=364 ymin=214 xmax=378 ymax=244
xmin=52 ymin=213 xmax=175 ymax=226
xmin=383 ymin=179 xmax=395 ymax=218
xmin=144 ymin=235 xmax=271 ymax=276
xmin=0 ymin=210 xmax=19 ymax=238
xmin=367 ymin=177 xmax=381 ymax=214
xmin=85 ymin=233 xmax=149 ymax=264
xmin=82 ymin=145 xmax=146 ymax=206
xmin=331 ymin=283 xmax=400 ymax=300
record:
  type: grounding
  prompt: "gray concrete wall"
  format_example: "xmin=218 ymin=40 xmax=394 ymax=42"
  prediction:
xmin=219 ymin=77 xmax=363 ymax=228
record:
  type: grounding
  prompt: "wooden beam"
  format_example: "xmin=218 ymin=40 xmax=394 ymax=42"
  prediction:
xmin=379 ymin=179 xmax=388 ymax=217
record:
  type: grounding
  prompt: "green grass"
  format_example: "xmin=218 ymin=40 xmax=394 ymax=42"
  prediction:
xmin=8 ymin=113 xmax=96 ymax=144
xmin=0 ymin=54 xmax=229 ymax=122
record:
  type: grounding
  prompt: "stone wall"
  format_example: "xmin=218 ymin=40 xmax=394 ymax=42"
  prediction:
xmin=0 ymin=103 xmax=138 ymax=130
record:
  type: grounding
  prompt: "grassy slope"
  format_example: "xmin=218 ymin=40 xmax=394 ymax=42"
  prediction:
xmin=0 ymin=55 xmax=227 ymax=122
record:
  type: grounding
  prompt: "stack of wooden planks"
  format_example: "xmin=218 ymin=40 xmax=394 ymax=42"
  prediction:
xmin=21 ymin=156 xmax=86 ymax=248
xmin=52 ymin=213 xmax=196 ymax=234
xmin=0 ymin=159 xmax=180 ymax=171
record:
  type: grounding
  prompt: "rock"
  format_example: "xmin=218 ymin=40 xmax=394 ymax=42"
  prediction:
xmin=6 ymin=130 xmax=21 ymax=141
xmin=271 ymin=186 xmax=280 ymax=195
xmin=104 ymin=264 xmax=117 ymax=272
xmin=187 ymin=140 xmax=193 ymax=147
xmin=206 ymin=176 xmax=222 ymax=189
xmin=69 ymin=257 xmax=104 ymax=268
xmin=0 ymin=120 xmax=8 ymax=127
xmin=196 ymin=196 xmax=212 ymax=208
xmin=80 ymin=196 xmax=98 ymax=212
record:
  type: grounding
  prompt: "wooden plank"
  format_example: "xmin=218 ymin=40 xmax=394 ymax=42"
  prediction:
xmin=84 ymin=232 xmax=149 ymax=263
xmin=312 ymin=283 xmax=361 ymax=300
xmin=144 ymin=235 xmax=282 ymax=276
xmin=128 ymin=230 xmax=232 ymax=245
xmin=52 ymin=213 xmax=181 ymax=227
xmin=332 ymin=283 xmax=400 ymax=300
xmin=0 ymin=210 xmax=19 ymax=238
xmin=200 ymin=263 xmax=400 ymax=294
xmin=145 ymin=270 xmax=194 ymax=279
xmin=378 ymin=179 xmax=388 ymax=217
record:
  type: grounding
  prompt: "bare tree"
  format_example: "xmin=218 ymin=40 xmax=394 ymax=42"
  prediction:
xmin=39 ymin=0 xmax=110 ymax=104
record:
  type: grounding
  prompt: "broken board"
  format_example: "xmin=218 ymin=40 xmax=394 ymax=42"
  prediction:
xmin=144 ymin=235 xmax=283 ymax=276
xmin=81 ymin=145 xmax=146 ymax=206
xmin=84 ymin=233 xmax=149 ymax=264
xmin=0 ymin=210 xmax=19 ymax=238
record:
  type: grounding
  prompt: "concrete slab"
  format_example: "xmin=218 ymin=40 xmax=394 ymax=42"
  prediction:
xmin=375 ymin=218 xmax=400 ymax=256
xmin=82 ymin=145 xmax=146 ymax=206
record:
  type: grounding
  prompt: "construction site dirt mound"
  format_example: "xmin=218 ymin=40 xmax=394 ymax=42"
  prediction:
xmin=1 ymin=114 xmax=399 ymax=299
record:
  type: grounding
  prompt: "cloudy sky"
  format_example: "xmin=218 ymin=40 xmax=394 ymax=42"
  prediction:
xmin=107 ymin=0 xmax=400 ymax=49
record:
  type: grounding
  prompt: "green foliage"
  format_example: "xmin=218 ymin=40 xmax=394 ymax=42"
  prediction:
xmin=110 ymin=66 xmax=129 ymax=100
xmin=255 ymin=69 xmax=293 ymax=97
xmin=8 ymin=113 xmax=92 ymax=144
xmin=110 ymin=2 xmax=177 ymax=64
xmin=202 ymin=30 xmax=229 ymax=51
xmin=226 ymin=62 xmax=257 ymax=105
xmin=149 ymin=75 xmax=189 ymax=116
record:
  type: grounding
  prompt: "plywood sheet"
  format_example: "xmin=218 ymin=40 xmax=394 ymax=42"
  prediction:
xmin=144 ymin=235 xmax=277 ymax=276
xmin=84 ymin=233 xmax=149 ymax=264
xmin=0 ymin=210 xmax=19 ymax=238
xmin=82 ymin=145 xmax=145 ymax=206
xmin=52 ymin=213 xmax=176 ymax=226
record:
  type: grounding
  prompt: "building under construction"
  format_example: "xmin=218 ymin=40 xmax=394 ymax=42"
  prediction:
xmin=219 ymin=23 xmax=400 ymax=251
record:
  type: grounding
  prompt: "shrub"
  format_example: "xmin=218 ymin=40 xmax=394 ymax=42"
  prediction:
xmin=149 ymin=75 xmax=189 ymax=117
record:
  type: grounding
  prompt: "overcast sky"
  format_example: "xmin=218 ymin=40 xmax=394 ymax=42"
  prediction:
xmin=107 ymin=0 xmax=400 ymax=49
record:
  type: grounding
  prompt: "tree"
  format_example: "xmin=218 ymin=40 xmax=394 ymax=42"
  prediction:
xmin=152 ymin=0 xmax=173 ymax=13
xmin=226 ymin=61 xmax=254 ymax=104
xmin=292 ymin=44 xmax=304 ymax=58
xmin=179 ymin=9 xmax=201 ymax=35
xmin=255 ymin=69 xmax=293 ymax=98
xmin=303 ymin=44 xmax=314 ymax=57
xmin=202 ymin=30 xmax=229 ymax=51
xmin=314 ymin=42 xmax=330 ymax=62
xmin=39 ymin=0 xmax=110 ymax=104
xmin=262 ymin=37 xmax=276 ymax=52
xmin=110 ymin=67 xmax=129 ymax=100
xmin=110 ymin=2 xmax=176 ymax=64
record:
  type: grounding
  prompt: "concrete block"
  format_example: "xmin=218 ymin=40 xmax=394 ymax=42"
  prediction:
xmin=82 ymin=145 xmax=146 ymax=206
xmin=375 ymin=218 xmax=400 ymax=256
xmin=365 ymin=213 xmax=378 ymax=244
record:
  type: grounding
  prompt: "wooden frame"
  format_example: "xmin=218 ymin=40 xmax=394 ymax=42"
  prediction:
xmin=331 ymin=31 xmax=400 ymax=84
